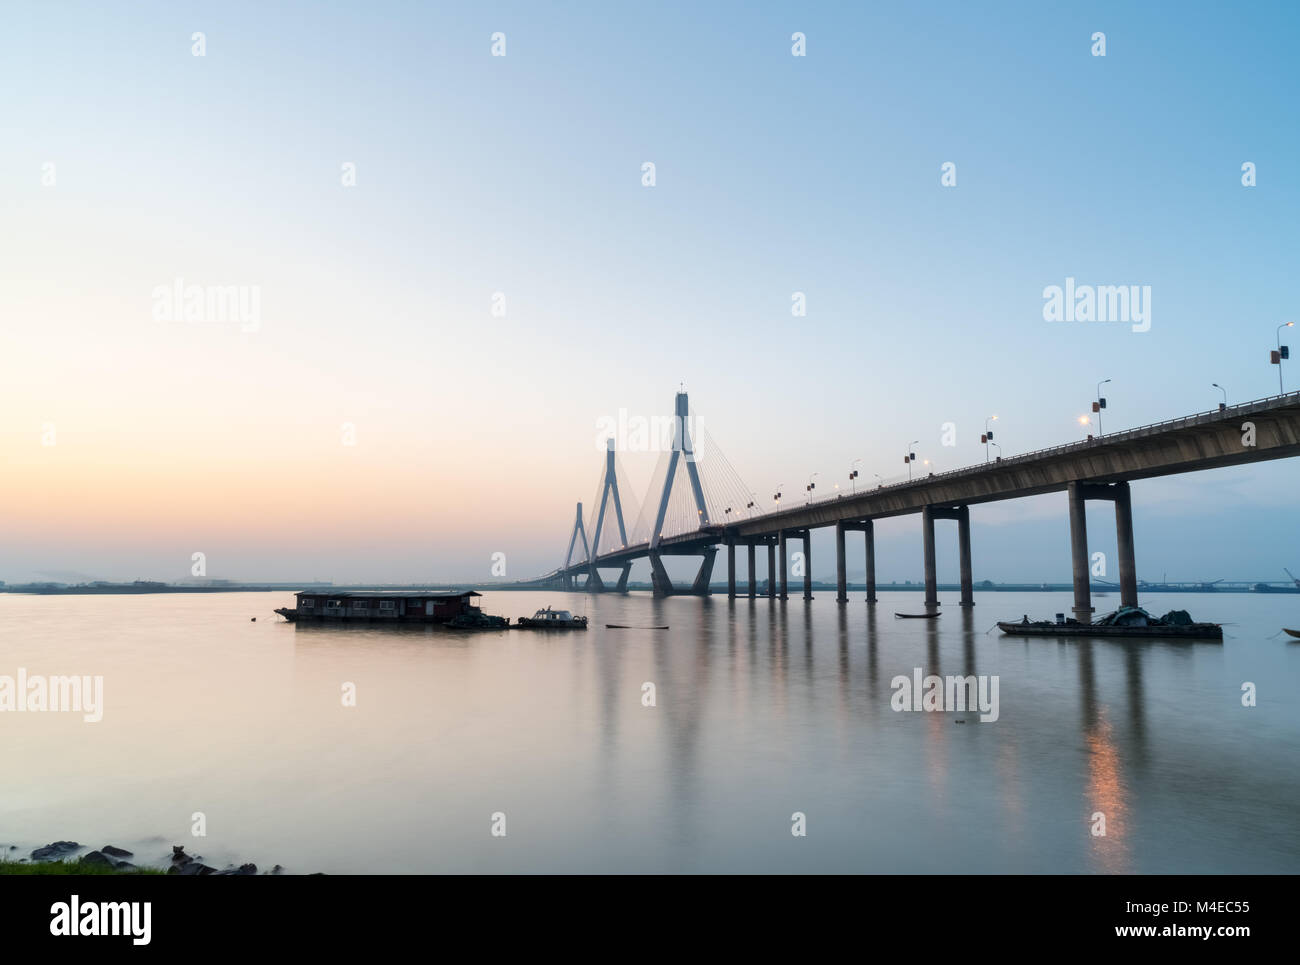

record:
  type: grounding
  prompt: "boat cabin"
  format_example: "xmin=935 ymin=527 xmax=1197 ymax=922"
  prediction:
xmin=292 ymin=590 xmax=481 ymax=623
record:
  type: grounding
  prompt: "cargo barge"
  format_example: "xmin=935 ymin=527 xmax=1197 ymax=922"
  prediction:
xmin=275 ymin=590 xmax=489 ymax=624
xmin=998 ymin=606 xmax=1222 ymax=640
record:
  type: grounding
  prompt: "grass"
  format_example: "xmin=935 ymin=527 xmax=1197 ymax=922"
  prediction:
xmin=0 ymin=857 xmax=165 ymax=875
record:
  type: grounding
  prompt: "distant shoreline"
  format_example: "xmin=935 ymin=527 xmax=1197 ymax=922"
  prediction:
xmin=3 ymin=581 xmax=1297 ymax=595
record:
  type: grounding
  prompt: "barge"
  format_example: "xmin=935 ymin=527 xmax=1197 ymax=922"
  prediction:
xmin=275 ymin=590 xmax=490 ymax=625
xmin=998 ymin=606 xmax=1222 ymax=640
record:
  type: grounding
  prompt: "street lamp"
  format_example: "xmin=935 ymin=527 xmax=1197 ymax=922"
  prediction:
xmin=873 ymin=473 xmax=883 ymax=489
xmin=982 ymin=415 xmax=998 ymax=463
xmin=746 ymin=492 xmax=756 ymax=515
xmin=1078 ymin=414 xmax=1093 ymax=440
xmin=850 ymin=458 xmax=862 ymax=494
xmin=990 ymin=442 xmax=1002 ymax=462
xmin=1093 ymin=379 xmax=1111 ymax=435
xmin=1274 ymin=322 xmax=1294 ymax=394
xmin=773 ymin=484 xmax=784 ymax=509
xmin=805 ymin=472 xmax=819 ymax=504
xmin=1212 ymin=383 xmax=1227 ymax=412
xmin=905 ymin=440 xmax=919 ymax=480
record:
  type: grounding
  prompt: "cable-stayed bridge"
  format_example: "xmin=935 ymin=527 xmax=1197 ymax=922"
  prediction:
xmin=516 ymin=389 xmax=1300 ymax=620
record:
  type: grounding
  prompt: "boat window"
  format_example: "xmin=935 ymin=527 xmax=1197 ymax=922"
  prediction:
xmin=301 ymin=599 xmax=315 ymax=607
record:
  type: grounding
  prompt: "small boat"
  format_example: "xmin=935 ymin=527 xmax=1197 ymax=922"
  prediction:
xmin=516 ymin=607 xmax=588 ymax=629
xmin=895 ymin=612 xmax=940 ymax=619
xmin=1284 ymin=628 xmax=1300 ymax=639
xmin=274 ymin=607 xmax=297 ymax=622
xmin=998 ymin=606 xmax=1222 ymax=640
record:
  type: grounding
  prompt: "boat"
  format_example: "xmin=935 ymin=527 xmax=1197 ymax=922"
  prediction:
xmin=1284 ymin=628 xmax=1300 ymax=639
xmin=515 ymin=607 xmax=588 ymax=629
xmin=998 ymin=606 xmax=1222 ymax=640
xmin=275 ymin=590 xmax=494 ymax=625
xmin=447 ymin=610 xmax=510 ymax=629
xmin=895 ymin=612 xmax=940 ymax=619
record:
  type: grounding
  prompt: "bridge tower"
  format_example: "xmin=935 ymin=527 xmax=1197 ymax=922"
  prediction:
xmin=647 ymin=391 xmax=715 ymax=596
xmin=563 ymin=502 xmax=591 ymax=591
xmin=586 ymin=438 xmax=633 ymax=592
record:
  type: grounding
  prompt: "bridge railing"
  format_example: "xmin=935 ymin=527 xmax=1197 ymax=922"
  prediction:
xmin=737 ymin=388 xmax=1300 ymax=522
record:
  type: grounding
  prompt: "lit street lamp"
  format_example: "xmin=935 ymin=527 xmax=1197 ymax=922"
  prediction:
xmin=1093 ymin=379 xmax=1111 ymax=435
xmin=805 ymin=472 xmax=820 ymax=504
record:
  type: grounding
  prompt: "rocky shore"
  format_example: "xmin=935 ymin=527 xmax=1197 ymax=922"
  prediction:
xmin=6 ymin=840 xmax=287 ymax=875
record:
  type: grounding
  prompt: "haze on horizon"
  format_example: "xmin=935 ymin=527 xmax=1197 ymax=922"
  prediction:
xmin=2 ymin=1 xmax=1297 ymax=586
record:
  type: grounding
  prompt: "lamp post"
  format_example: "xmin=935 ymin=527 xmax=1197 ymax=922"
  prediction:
xmin=1078 ymin=414 xmax=1094 ymax=440
xmin=773 ymin=484 xmax=784 ymax=511
xmin=746 ymin=492 xmax=757 ymax=516
xmin=805 ymin=472 xmax=819 ymax=504
xmin=873 ymin=473 xmax=883 ymax=489
xmin=982 ymin=415 xmax=998 ymax=463
xmin=990 ymin=442 xmax=1002 ymax=461
xmin=850 ymin=458 xmax=862 ymax=494
xmin=1212 ymin=383 xmax=1227 ymax=412
xmin=905 ymin=440 xmax=918 ymax=480
xmin=1094 ymin=379 xmax=1111 ymax=435
xmin=1275 ymin=322 xmax=1294 ymax=394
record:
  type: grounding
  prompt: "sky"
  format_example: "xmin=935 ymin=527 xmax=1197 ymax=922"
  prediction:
xmin=1 ymin=0 xmax=1297 ymax=585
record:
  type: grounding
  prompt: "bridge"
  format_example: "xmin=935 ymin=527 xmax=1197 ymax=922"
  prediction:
xmin=521 ymin=390 xmax=1300 ymax=620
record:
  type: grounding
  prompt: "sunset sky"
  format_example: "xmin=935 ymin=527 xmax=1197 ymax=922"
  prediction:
xmin=2 ymin=1 xmax=1297 ymax=584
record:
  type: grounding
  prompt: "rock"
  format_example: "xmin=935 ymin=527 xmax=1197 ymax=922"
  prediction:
xmin=177 ymin=861 xmax=216 ymax=876
xmin=216 ymin=863 xmax=257 ymax=876
xmin=101 ymin=845 xmax=133 ymax=858
xmin=79 ymin=850 xmax=115 ymax=869
xmin=32 ymin=841 xmax=81 ymax=861
xmin=270 ymin=864 xmax=284 ymax=876
xmin=113 ymin=860 xmax=137 ymax=871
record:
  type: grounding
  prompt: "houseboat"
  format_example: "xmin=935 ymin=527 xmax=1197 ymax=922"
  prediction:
xmin=274 ymin=590 xmax=487 ymax=625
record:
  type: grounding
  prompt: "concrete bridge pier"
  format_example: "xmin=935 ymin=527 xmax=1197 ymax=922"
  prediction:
xmin=778 ymin=531 xmax=789 ymax=600
xmin=767 ymin=544 xmax=776 ymax=599
xmin=747 ymin=543 xmax=756 ymax=598
xmin=957 ymin=506 xmax=973 ymax=607
xmin=864 ymin=519 xmax=878 ymax=604
xmin=726 ymin=541 xmax=736 ymax=599
xmin=835 ymin=521 xmax=848 ymax=603
xmin=802 ymin=530 xmax=813 ymax=600
xmin=615 ymin=564 xmax=630 ymax=593
xmin=922 ymin=506 xmax=938 ymax=611
xmin=1068 ymin=480 xmax=1139 ymax=618
xmin=922 ymin=506 xmax=974 ymax=609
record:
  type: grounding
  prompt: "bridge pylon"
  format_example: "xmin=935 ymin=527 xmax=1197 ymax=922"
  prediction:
xmin=563 ymin=502 xmax=592 ymax=591
xmin=646 ymin=391 xmax=715 ymax=596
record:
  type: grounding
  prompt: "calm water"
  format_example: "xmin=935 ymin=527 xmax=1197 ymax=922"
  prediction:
xmin=3 ymin=589 xmax=1298 ymax=874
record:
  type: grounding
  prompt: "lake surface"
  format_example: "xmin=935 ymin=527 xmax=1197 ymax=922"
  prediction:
xmin=3 ymin=589 xmax=1298 ymax=873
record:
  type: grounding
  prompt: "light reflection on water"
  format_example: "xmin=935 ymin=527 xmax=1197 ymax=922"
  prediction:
xmin=1 ymin=589 xmax=1297 ymax=873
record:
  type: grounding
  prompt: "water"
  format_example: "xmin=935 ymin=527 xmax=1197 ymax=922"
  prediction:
xmin=2 ymin=589 xmax=1298 ymax=873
